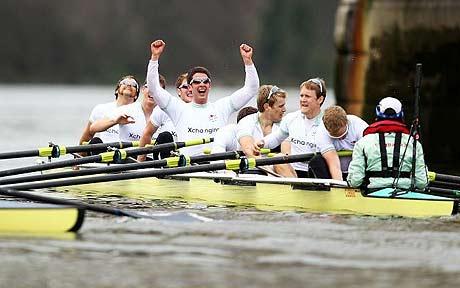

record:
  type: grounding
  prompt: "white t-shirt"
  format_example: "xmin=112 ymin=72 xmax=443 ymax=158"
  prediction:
xmin=211 ymin=124 xmax=238 ymax=153
xmin=150 ymin=106 xmax=178 ymax=141
xmin=109 ymin=102 xmax=147 ymax=142
xmin=316 ymin=115 xmax=368 ymax=172
xmin=236 ymin=112 xmax=280 ymax=142
xmin=88 ymin=101 xmax=119 ymax=143
xmin=263 ymin=111 xmax=322 ymax=172
xmin=316 ymin=115 xmax=368 ymax=153
xmin=147 ymin=60 xmax=259 ymax=155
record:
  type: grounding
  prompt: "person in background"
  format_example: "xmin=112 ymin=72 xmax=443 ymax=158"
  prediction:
xmin=347 ymin=97 xmax=428 ymax=190
xmin=211 ymin=106 xmax=258 ymax=153
xmin=238 ymin=85 xmax=296 ymax=177
xmin=256 ymin=78 xmax=333 ymax=179
xmin=78 ymin=75 xmax=139 ymax=145
xmin=145 ymin=39 xmax=259 ymax=156
xmin=175 ymin=73 xmax=193 ymax=103
xmin=315 ymin=105 xmax=368 ymax=178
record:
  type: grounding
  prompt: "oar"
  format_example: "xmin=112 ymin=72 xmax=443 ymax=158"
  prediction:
xmin=422 ymin=186 xmax=460 ymax=199
xmin=0 ymin=188 xmax=209 ymax=222
xmin=1 ymin=153 xmax=317 ymax=191
xmin=0 ymin=151 xmax=242 ymax=185
xmin=0 ymin=138 xmax=212 ymax=178
xmin=428 ymin=171 xmax=460 ymax=184
xmin=0 ymin=141 xmax=142 ymax=160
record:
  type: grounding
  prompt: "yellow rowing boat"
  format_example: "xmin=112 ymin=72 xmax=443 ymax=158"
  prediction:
xmin=56 ymin=170 xmax=458 ymax=218
xmin=0 ymin=200 xmax=85 ymax=233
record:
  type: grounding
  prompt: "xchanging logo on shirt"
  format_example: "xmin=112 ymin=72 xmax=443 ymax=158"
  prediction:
xmin=187 ymin=127 xmax=219 ymax=135
xmin=291 ymin=137 xmax=316 ymax=149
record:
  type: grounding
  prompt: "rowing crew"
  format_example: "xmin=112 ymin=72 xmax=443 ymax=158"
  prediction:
xmin=79 ymin=39 xmax=428 ymax=191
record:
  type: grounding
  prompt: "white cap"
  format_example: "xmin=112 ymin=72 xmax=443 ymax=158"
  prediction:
xmin=378 ymin=97 xmax=402 ymax=114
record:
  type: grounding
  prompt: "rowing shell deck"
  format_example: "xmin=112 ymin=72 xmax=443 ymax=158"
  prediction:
xmin=0 ymin=200 xmax=85 ymax=233
xmin=55 ymin=171 xmax=458 ymax=218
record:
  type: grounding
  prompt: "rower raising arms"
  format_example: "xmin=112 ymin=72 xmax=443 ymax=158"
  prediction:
xmin=347 ymin=97 xmax=428 ymax=190
xmin=256 ymin=78 xmax=339 ymax=180
xmin=78 ymin=75 xmax=139 ymax=145
xmin=146 ymin=39 xmax=259 ymax=156
xmin=238 ymin=85 xmax=296 ymax=177
xmin=137 ymin=73 xmax=191 ymax=162
xmin=89 ymin=76 xmax=166 ymax=142
xmin=315 ymin=106 xmax=368 ymax=176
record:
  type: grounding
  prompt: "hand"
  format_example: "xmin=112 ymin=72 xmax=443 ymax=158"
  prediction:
xmin=240 ymin=43 xmax=253 ymax=65
xmin=150 ymin=40 xmax=165 ymax=61
xmin=114 ymin=113 xmax=136 ymax=125
xmin=252 ymin=141 xmax=261 ymax=156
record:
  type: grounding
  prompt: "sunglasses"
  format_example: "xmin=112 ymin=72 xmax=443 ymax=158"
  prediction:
xmin=265 ymin=85 xmax=283 ymax=103
xmin=178 ymin=84 xmax=190 ymax=90
xmin=307 ymin=78 xmax=323 ymax=94
xmin=327 ymin=124 xmax=349 ymax=139
xmin=119 ymin=78 xmax=139 ymax=89
xmin=190 ymin=77 xmax=211 ymax=85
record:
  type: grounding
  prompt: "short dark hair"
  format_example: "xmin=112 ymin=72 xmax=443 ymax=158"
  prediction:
xmin=237 ymin=106 xmax=258 ymax=123
xmin=186 ymin=66 xmax=211 ymax=84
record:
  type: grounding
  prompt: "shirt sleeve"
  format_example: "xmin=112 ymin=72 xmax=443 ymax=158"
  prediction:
xmin=215 ymin=64 xmax=259 ymax=117
xmin=346 ymin=139 xmax=366 ymax=188
xmin=236 ymin=116 xmax=255 ymax=140
xmin=89 ymin=104 xmax=104 ymax=123
xmin=147 ymin=60 xmax=182 ymax=122
xmin=415 ymin=140 xmax=429 ymax=189
xmin=316 ymin=124 xmax=335 ymax=154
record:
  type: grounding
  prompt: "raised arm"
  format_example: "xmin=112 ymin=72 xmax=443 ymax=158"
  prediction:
xmin=147 ymin=40 xmax=176 ymax=110
xmin=227 ymin=44 xmax=260 ymax=110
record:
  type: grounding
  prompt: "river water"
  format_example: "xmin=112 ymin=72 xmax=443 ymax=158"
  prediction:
xmin=0 ymin=85 xmax=459 ymax=288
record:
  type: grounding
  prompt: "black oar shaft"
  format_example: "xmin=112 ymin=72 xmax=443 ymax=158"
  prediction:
xmin=0 ymin=138 xmax=212 ymax=178
xmin=0 ymin=155 xmax=102 ymax=178
xmin=0 ymin=141 xmax=135 ymax=160
xmin=0 ymin=188 xmax=138 ymax=217
xmin=434 ymin=173 xmax=460 ymax=184
xmin=0 ymin=151 xmax=241 ymax=185
xmin=3 ymin=153 xmax=316 ymax=191
xmin=426 ymin=186 xmax=460 ymax=199
xmin=65 ymin=141 xmax=134 ymax=154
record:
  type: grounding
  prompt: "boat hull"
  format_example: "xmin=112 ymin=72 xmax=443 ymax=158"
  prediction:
xmin=0 ymin=200 xmax=85 ymax=233
xmin=55 ymin=172 xmax=458 ymax=218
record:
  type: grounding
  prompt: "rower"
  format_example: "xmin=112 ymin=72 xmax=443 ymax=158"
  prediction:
xmin=78 ymin=75 xmax=139 ymax=145
xmin=315 ymin=105 xmax=368 ymax=178
xmin=89 ymin=75 xmax=169 ymax=145
xmin=238 ymin=85 xmax=296 ymax=177
xmin=175 ymin=72 xmax=193 ymax=103
xmin=211 ymin=106 xmax=258 ymax=153
xmin=256 ymin=78 xmax=334 ymax=179
xmin=347 ymin=97 xmax=428 ymax=190
xmin=138 ymin=72 xmax=196 ymax=161
xmin=145 ymin=39 xmax=260 ymax=156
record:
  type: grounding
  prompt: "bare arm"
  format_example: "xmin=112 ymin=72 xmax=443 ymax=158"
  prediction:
xmin=323 ymin=150 xmax=343 ymax=180
xmin=137 ymin=121 xmax=158 ymax=162
xmin=239 ymin=136 xmax=257 ymax=157
xmin=89 ymin=114 xmax=134 ymax=135
xmin=79 ymin=122 xmax=94 ymax=145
